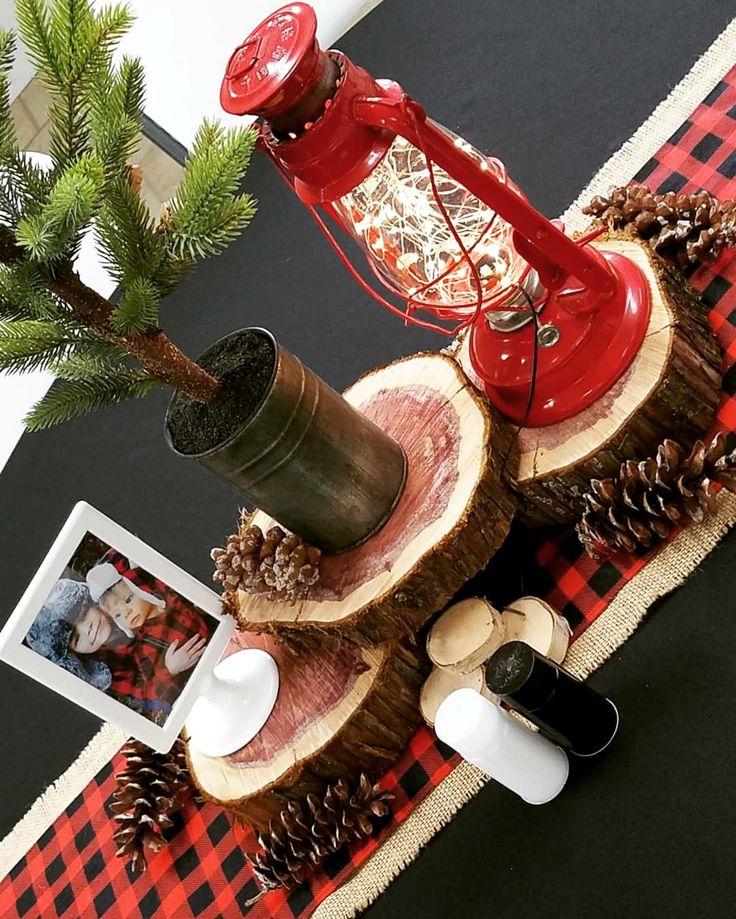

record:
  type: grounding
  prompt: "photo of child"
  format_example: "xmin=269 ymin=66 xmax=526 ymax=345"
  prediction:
xmin=23 ymin=532 xmax=217 ymax=725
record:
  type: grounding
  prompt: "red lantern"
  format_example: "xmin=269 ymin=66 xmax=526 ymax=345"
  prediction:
xmin=220 ymin=3 xmax=651 ymax=426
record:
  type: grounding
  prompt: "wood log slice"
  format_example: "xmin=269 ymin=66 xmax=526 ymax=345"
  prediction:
xmin=234 ymin=353 xmax=518 ymax=643
xmin=455 ymin=232 xmax=722 ymax=526
xmin=426 ymin=597 xmax=505 ymax=673
xmin=419 ymin=665 xmax=496 ymax=727
xmin=187 ymin=629 xmax=427 ymax=830
xmin=502 ymin=597 xmax=571 ymax=664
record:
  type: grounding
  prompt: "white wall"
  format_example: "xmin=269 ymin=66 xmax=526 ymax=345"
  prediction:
xmin=101 ymin=0 xmax=384 ymax=149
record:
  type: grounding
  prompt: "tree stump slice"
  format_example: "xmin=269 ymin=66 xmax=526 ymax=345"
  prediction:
xmin=186 ymin=629 xmax=427 ymax=830
xmin=234 ymin=353 xmax=517 ymax=643
xmin=455 ymin=232 xmax=722 ymax=526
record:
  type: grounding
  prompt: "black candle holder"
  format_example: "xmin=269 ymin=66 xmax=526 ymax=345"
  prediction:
xmin=485 ymin=641 xmax=619 ymax=757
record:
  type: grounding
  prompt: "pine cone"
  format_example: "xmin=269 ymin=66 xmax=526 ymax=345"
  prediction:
xmin=125 ymin=163 xmax=143 ymax=196
xmin=156 ymin=201 xmax=173 ymax=234
xmin=583 ymin=184 xmax=736 ymax=268
xmin=211 ymin=520 xmax=320 ymax=602
xmin=111 ymin=738 xmax=194 ymax=872
xmin=576 ymin=433 xmax=736 ymax=557
xmin=249 ymin=775 xmax=393 ymax=897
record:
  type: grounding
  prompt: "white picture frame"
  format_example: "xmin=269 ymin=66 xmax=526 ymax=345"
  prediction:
xmin=0 ymin=500 xmax=234 ymax=752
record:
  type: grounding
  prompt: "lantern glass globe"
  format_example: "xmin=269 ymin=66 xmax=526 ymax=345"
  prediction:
xmin=332 ymin=132 xmax=528 ymax=316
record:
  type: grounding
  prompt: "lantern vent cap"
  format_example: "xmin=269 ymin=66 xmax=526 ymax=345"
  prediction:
xmin=220 ymin=3 xmax=319 ymax=117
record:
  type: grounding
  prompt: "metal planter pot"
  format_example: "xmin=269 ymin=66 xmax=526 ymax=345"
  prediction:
xmin=164 ymin=328 xmax=407 ymax=554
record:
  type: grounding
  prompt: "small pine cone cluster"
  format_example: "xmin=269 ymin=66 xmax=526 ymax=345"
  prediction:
xmin=111 ymin=738 xmax=194 ymax=873
xmin=250 ymin=775 xmax=393 ymax=896
xmin=577 ymin=433 xmax=736 ymax=557
xmin=583 ymin=184 xmax=736 ymax=268
xmin=211 ymin=522 xmax=321 ymax=602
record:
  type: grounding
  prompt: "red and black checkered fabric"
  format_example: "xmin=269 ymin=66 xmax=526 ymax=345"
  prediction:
xmin=3 ymin=68 xmax=736 ymax=919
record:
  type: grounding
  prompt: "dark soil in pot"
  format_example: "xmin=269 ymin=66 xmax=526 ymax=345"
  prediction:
xmin=166 ymin=329 xmax=275 ymax=456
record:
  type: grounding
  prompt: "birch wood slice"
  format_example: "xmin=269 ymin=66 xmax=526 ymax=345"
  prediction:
xmin=502 ymin=597 xmax=571 ymax=664
xmin=455 ymin=232 xmax=722 ymax=526
xmin=186 ymin=629 xmax=427 ymax=829
xmin=420 ymin=665 xmax=496 ymax=727
xmin=235 ymin=353 xmax=517 ymax=643
xmin=426 ymin=597 xmax=505 ymax=673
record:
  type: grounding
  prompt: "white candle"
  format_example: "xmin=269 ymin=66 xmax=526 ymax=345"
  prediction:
xmin=434 ymin=688 xmax=569 ymax=805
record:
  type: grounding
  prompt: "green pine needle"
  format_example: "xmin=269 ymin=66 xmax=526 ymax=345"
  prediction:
xmin=165 ymin=119 xmax=257 ymax=262
xmin=89 ymin=55 xmax=144 ymax=180
xmin=15 ymin=0 xmax=65 ymax=87
xmin=52 ymin=344 xmax=129 ymax=379
xmin=0 ymin=264 xmax=68 ymax=320
xmin=0 ymin=151 xmax=54 ymax=226
xmin=16 ymin=154 xmax=103 ymax=261
xmin=24 ymin=369 xmax=161 ymax=431
xmin=111 ymin=276 xmax=159 ymax=333
xmin=73 ymin=336 xmax=132 ymax=362
xmin=18 ymin=0 xmax=135 ymax=170
xmin=0 ymin=318 xmax=76 ymax=372
xmin=95 ymin=174 xmax=174 ymax=287
xmin=112 ymin=56 xmax=145 ymax=122
xmin=0 ymin=30 xmax=17 ymax=157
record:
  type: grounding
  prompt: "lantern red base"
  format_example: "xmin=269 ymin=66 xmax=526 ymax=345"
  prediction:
xmin=468 ymin=249 xmax=652 ymax=427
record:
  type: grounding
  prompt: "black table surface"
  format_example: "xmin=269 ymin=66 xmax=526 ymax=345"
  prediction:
xmin=2 ymin=0 xmax=735 ymax=913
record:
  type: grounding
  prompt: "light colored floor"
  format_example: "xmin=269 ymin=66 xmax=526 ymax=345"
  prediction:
xmin=10 ymin=77 xmax=184 ymax=217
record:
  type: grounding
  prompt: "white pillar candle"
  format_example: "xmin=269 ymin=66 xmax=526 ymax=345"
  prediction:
xmin=434 ymin=688 xmax=569 ymax=805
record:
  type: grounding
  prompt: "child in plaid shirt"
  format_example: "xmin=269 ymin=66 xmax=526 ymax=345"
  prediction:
xmin=86 ymin=549 xmax=214 ymax=719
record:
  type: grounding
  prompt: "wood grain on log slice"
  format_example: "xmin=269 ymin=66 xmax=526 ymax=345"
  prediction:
xmin=420 ymin=665 xmax=496 ymax=727
xmin=502 ymin=597 xmax=571 ymax=664
xmin=235 ymin=353 xmax=517 ymax=643
xmin=187 ymin=629 xmax=427 ymax=829
xmin=427 ymin=597 xmax=505 ymax=673
xmin=455 ymin=232 xmax=722 ymax=526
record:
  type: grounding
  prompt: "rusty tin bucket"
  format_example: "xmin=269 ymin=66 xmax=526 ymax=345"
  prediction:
xmin=165 ymin=328 xmax=406 ymax=554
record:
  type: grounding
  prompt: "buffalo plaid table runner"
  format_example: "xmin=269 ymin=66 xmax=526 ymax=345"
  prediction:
xmin=3 ymin=64 xmax=736 ymax=919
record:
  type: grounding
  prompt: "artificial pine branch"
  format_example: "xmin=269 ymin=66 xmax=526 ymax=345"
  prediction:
xmin=0 ymin=31 xmax=17 ymax=156
xmin=163 ymin=119 xmax=256 ymax=261
xmin=0 ymin=151 xmax=53 ymax=227
xmin=0 ymin=262 xmax=68 ymax=320
xmin=16 ymin=154 xmax=103 ymax=262
xmin=14 ymin=0 xmax=65 ymax=89
xmin=110 ymin=276 xmax=159 ymax=334
xmin=89 ymin=56 xmax=144 ymax=182
xmin=24 ymin=369 xmax=160 ymax=431
xmin=0 ymin=0 xmax=260 ymax=427
xmin=0 ymin=318 xmax=76 ymax=372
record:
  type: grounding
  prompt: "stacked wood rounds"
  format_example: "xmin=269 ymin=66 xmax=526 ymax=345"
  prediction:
xmin=190 ymin=353 xmax=518 ymax=824
xmin=420 ymin=596 xmax=571 ymax=727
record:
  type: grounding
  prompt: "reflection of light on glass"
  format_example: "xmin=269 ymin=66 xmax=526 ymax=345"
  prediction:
xmin=333 ymin=133 xmax=528 ymax=314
